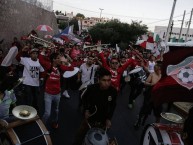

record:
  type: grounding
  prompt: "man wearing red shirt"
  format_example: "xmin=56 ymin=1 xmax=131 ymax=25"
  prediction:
xmin=99 ymin=52 xmax=134 ymax=91
xmin=42 ymin=52 xmax=74 ymax=129
xmin=70 ymin=44 xmax=83 ymax=60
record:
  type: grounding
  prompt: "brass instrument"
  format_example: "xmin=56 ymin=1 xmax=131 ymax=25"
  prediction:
xmin=29 ymin=34 xmax=55 ymax=48
xmin=83 ymin=44 xmax=110 ymax=50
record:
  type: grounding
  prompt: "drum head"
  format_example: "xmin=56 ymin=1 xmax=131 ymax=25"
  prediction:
xmin=12 ymin=105 xmax=37 ymax=120
xmin=84 ymin=128 xmax=109 ymax=145
xmin=63 ymin=67 xmax=79 ymax=78
xmin=129 ymin=67 xmax=142 ymax=74
xmin=161 ymin=112 xmax=184 ymax=123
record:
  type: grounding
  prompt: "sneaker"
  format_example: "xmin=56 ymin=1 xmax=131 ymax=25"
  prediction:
xmin=128 ymin=104 xmax=133 ymax=109
xmin=63 ymin=90 xmax=70 ymax=98
xmin=52 ymin=122 xmax=58 ymax=129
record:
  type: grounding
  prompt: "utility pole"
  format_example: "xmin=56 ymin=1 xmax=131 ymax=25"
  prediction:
xmin=185 ymin=8 xmax=193 ymax=42
xmin=178 ymin=10 xmax=186 ymax=42
xmin=165 ymin=0 xmax=177 ymax=42
xmin=169 ymin=20 xmax=174 ymax=42
xmin=99 ymin=8 xmax=104 ymax=19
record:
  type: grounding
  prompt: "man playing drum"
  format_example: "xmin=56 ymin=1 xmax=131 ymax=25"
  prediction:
xmin=73 ymin=67 xmax=117 ymax=145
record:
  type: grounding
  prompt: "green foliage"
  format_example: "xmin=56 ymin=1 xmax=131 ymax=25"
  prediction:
xmin=69 ymin=18 xmax=79 ymax=33
xmin=89 ymin=20 xmax=148 ymax=49
xmin=76 ymin=13 xmax=85 ymax=19
xmin=58 ymin=22 xmax=68 ymax=30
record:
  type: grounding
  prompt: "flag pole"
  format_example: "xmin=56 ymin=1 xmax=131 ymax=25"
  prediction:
xmin=165 ymin=0 xmax=177 ymax=42
xmin=178 ymin=10 xmax=186 ymax=42
xmin=185 ymin=8 xmax=193 ymax=42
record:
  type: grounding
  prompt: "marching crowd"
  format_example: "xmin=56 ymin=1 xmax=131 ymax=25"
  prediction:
xmin=3 ymin=32 xmax=193 ymax=144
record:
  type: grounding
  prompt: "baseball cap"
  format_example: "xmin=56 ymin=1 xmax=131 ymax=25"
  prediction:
xmin=30 ymin=48 xmax=39 ymax=53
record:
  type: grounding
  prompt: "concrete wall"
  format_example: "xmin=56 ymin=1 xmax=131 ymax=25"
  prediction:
xmin=0 ymin=0 xmax=59 ymax=52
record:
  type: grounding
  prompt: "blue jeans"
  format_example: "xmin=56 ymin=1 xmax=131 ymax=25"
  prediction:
xmin=42 ymin=92 xmax=61 ymax=125
xmin=23 ymin=85 xmax=40 ymax=111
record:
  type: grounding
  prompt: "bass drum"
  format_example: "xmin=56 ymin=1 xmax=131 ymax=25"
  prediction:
xmin=141 ymin=123 xmax=184 ymax=145
xmin=0 ymin=116 xmax=52 ymax=145
xmin=83 ymin=128 xmax=109 ymax=145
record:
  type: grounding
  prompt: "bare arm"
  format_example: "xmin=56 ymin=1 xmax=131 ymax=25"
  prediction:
xmin=144 ymin=74 xmax=153 ymax=86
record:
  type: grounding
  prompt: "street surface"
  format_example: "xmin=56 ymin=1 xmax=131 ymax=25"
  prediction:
xmin=44 ymin=84 xmax=177 ymax=145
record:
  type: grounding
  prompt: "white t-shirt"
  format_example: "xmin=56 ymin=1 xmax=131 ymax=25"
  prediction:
xmin=148 ymin=61 xmax=155 ymax=73
xmin=79 ymin=63 xmax=98 ymax=84
xmin=20 ymin=57 xmax=44 ymax=86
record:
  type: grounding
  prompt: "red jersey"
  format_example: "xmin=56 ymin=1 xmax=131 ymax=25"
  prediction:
xmin=70 ymin=48 xmax=82 ymax=59
xmin=39 ymin=53 xmax=74 ymax=95
xmin=99 ymin=52 xmax=134 ymax=91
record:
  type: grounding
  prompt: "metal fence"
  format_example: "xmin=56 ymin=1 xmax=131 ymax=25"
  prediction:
xmin=21 ymin=0 xmax=53 ymax=11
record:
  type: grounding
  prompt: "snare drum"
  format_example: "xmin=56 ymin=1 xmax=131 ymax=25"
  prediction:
xmin=141 ymin=123 xmax=184 ymax=145
xmin=83 ymin=128 xmax=109 ymax=145
xmin=0 ymin=116 xmax=52 ymax=145
xmin=129 ymin=67 xmax=147 ymax=82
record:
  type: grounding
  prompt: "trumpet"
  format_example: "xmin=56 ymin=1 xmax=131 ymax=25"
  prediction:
xmin=83 ymin=44 xmax=110 ymax=50
xmin=29 ymin=34 xmax=55 ymax=48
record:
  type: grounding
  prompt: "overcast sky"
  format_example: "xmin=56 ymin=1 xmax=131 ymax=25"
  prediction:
xmin=53 ymin=0 xmax=193 ymax=31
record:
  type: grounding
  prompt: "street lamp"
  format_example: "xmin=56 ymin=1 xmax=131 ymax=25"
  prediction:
xmin=99 ymin=8 xmax=104 ymax=19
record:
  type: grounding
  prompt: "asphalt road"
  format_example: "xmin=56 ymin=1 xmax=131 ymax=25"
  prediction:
xmin=47 ymin=84 xmax=175 ymax=145
xmin=15 ymin=83 xmax=179 ymax=145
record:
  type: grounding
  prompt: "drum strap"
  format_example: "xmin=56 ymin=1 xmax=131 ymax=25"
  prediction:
xmin=90 ymin=66 xmax=94 ymax=80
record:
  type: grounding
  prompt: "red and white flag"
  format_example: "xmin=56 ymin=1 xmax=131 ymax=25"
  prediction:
xmin=139 ymin=36 xmax=154 ymax=50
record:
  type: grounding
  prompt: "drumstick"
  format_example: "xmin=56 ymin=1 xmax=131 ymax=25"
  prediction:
xmin=15 ymin=131 xmax=50 ymax=145
xmin=129 ymin=44 xmax=147 ymax=63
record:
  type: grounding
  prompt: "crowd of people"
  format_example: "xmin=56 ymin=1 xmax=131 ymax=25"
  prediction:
xmin=0 ymin=31 xmax=192 ymax=144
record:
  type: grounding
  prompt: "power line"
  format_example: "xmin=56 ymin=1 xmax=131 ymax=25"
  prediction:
xmin=53 ymin=1 xmax=166 ymax=20
xmin=53 ymin=1 xmax=192 ymax=28
xmin=146 ymin=12 xmax=191 ymax=24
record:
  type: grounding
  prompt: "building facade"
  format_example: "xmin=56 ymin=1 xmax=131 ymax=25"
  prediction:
xmin=80 ymin=17 xmax=110 ymax=30
xmin=55 ymin=12 xmax=73 ymax=26
xmin=154 ymin=26 xmax=193 ymax=42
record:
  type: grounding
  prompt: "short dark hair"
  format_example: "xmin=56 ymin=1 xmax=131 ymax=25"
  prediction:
xmin=50 ymin=52 xmax=59 ymax=63
xmin=97 ymin=67 xmax=111 ymax=79
xmin=156 ymin=61 xmax=162 ymax=68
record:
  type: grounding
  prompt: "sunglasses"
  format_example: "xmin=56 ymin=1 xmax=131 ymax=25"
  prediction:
xmin=111 ymin=62 xmax=118 ymax=64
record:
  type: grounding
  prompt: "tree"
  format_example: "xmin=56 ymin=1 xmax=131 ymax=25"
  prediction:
xmin=55 ymin=10 xmax=60 ymax=15
xmin=76 ymin=13 xmax=85 ymax=19
xmin=89 ymin=20 xmax=148 ymax=49
xmin=69 ymin=18 xmax=79 ymax=33
xmin=58 ymin=22 xmax=68 ymax=30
